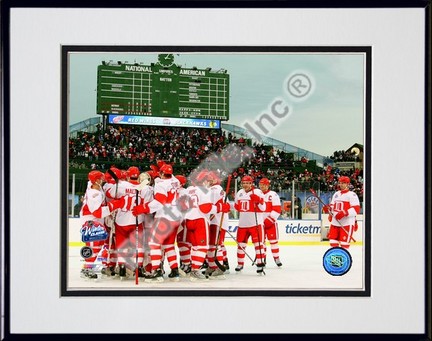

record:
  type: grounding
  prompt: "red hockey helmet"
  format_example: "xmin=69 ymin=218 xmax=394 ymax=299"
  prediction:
xmin=147 ymin=169 xmax=160 ymax=179
xmin=150 ymin=164 xmax=159 ymax=172
xmin=259 ymin=178 xmax=270 ymax=185
xmin=88 ymin=170 xmax=105 ymax=184
xmin=338 ymin=176 xmax=351 ymax=184
xmin=109 ymin=167 xmax=122 ymax=181
xmin=157 ymin=160 xmax=166 ymax=169
xmin=175 ymin=175 xmax=187 ymax=186
xmin=241 ymin=175 xmax=253 ymax=183
xmin=104 ymin=170 xmax=114 ymax=184
xmin=159 ymin=163 xmax=173 ymax=175
xmin=127 ymin=166 xmax=140 ymax=179
xmin=120 ymin=170 xmax=128 ymax=180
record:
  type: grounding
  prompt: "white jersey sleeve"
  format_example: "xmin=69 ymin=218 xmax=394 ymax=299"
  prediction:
xmin=330 ymin=190 xmax=360 ymax=226
xmin=80 ymin=188 xmax=110 ymax=225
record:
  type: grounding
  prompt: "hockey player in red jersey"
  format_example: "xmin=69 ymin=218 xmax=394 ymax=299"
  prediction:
xmin=258 ymin=178 xmax=282 ymax=267
xmin=80 ymin=170 xmax=131 ymax=279
xmin=323 ymin=176 xmax=361 ymax=249
xmin=206 ymin=171 xmax=230 ymax=279
xmin=210 ymin=171 xmax=231 ymax=273
xmin=180 ymin=170 xmax=230 ymax=281
xmin=138 ymin=171 xmax=155 ymax=276
xmin=107 ymin=166 xmax=148 ymax=279
xmin=234 ymin=175 xmax=267 ymax=274
xmin=132 ymin=163 xmax=182 ymax=282
xmin=174 ymin=174 xmax=192 ymax=276
xmin=100 ymin=167 xmax=122 ymax=277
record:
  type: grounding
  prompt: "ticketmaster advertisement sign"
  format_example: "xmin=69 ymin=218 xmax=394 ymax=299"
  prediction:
xmin=69 ymin=218 xmax=362 ymax=245
xmin=226 ymin=219 xmax=322 ymax=242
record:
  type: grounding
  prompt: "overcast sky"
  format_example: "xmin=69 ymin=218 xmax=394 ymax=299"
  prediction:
xmin=69 ymin=52 xmax=365 ymax=157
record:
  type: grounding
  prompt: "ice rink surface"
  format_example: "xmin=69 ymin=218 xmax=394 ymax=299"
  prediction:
xmin=66 ymin=242 xmax=365 ymax=295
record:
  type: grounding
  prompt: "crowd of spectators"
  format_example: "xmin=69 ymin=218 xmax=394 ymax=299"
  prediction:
xmin=69 ymin=124 xmax=363 ymax=201
xmin=330 ymin=149 xmax=361 ymax=162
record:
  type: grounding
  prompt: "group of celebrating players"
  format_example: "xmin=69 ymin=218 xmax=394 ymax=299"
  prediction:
xmin=79 ymin=161 xmax=284 ymax=283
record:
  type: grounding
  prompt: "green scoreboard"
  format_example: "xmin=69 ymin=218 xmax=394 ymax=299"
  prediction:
xmin=96 ymin=54 xmax=229 ymax=120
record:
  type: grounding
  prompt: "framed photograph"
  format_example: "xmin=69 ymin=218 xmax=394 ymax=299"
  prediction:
xmin=2 ymin=0 xmax=430 ymax=337
xmin=62 ymin=46 xmax=371 ymax=297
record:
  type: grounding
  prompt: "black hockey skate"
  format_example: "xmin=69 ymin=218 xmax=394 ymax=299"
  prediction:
xmin=256 ymin=263 xmax=266 ymax=275
xmin=136 ymin=267 xmax=146 ymax=278
xmin=81 ymin=268 xmax=98 ymax=279
xmin=101 ymin=266 xmax=116 ymax=277
xmin=189 ymin=269 xmax=209 ymax=281
xmin=80 ymin=268 xmax=97 ymax=279
xmin=88 ymin=271 xmax=98 ymax=279
xmin=203 ymin=267 xmax=214 ymax=278
xmin=119 ymin=264 xmax=127 ymax=280
xmin=275 ymin=258 xmax=283 ymax=267
xmin=235 ymin=264 xmax=244 ymax=272
xmin=144 ymin=269 xmax=164 ymax=283
xmin=223 ymin=259 xmax=230 ymax=274
xmin=80 ymin=268 xmax=88 ymax=279
xmin=208 ymin=268 xmax=226 ymax=280
xmin=168 ymin=268 xmax=180 ymax=281
xmin=179 ymin=263 xmax=191 ymax=277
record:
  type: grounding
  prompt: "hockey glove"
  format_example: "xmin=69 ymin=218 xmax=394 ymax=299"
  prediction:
xmin=354 ymin=221 xmax=359 ymax=231
xmin=335 ymin=210 xmax=348 ymax=220
xmin=322 ymin=205 xmax=332 ymax=214
xmin=216 ymin=202 xmax=231 ymax=213
xmin=250 ymin=193 xmax=263 ymax=205
xmin=263 ymin=217 xmax=276 ymax=228
xmin=107 ymin=198 xmax=125 ymax=212
xmin=328 ymin=215 xmax=333 ymax=222
xmin=108 ymin=196 xmax=134 ymax=212
xmin=132 ymin=203 xmax=150 ymax=216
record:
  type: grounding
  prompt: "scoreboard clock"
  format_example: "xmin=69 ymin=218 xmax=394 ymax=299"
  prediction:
xmin=96 ymin=54 xmax=230 ymax=120
xmin=157 ymin=53 xmax=175 ymax=67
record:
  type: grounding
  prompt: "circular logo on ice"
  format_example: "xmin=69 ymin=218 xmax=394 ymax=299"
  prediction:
xmin=80 ymin=246 xmax=93 ymax=259
xmin=323 ymin=247 xmax=352 ymax=276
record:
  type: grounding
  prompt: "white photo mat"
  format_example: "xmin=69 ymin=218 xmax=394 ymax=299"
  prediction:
xmin=8 ymin=7 xmax=426 ymax=334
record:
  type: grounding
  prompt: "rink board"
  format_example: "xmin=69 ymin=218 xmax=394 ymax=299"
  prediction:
xmin=68 ymin=216 xmax=364 ymax=246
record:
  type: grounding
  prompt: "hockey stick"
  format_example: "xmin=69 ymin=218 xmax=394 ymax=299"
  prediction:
xmin=107 ymin=168 xmax=120 ymax=199
xmin=213 ymin=174 xmax=232 ymax=272
xmin=252 ymin=189 xmax=265 ymax=275
xmin=106 ymin=168 xmax=119 ymax=267
xmin=135 ymin=189 xmax=139 ymax=285
xmin=309 ymin=188 xmax=356 ymax=243
xmin=224 ymin=229 xmax=256 ymax=264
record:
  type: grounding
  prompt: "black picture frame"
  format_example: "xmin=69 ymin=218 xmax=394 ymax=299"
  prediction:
xmin=1 ymin=0 xmax=430 ymax=338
